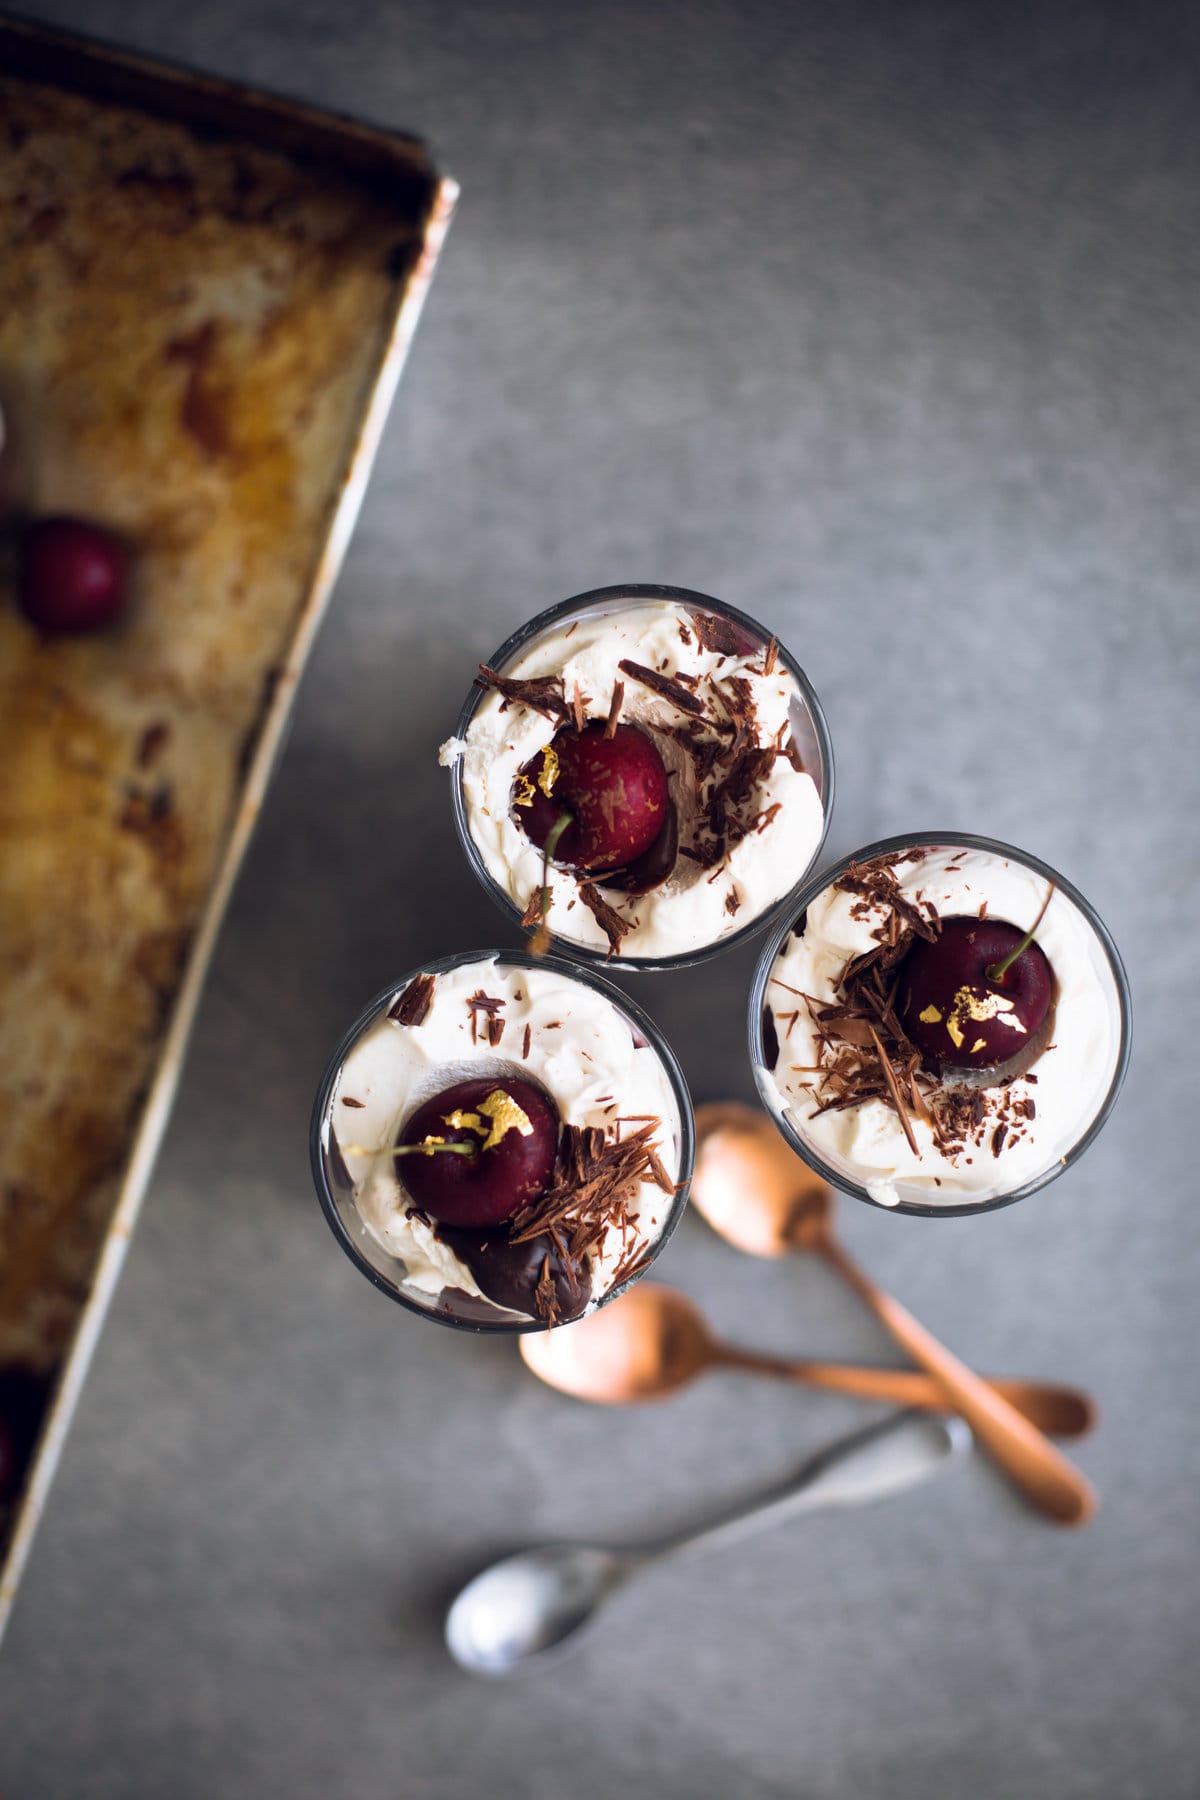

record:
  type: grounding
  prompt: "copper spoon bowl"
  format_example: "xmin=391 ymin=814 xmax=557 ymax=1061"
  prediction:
xmin=520 ymin=1280 xmax=1093 ymax=1435
xmin=691 ymin=1103 xmax=1098 ymax=1526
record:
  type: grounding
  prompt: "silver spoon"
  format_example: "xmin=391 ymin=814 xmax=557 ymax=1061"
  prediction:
xmin=445 ymin=1409 xmax=970 ymax=1677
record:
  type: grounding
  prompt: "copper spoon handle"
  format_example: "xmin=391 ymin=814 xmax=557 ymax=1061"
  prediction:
xmin=817 ymin=1237 xmax=1097 ymax=1526
xmin=709 ymin=1344 xmax=1091 ymax=1437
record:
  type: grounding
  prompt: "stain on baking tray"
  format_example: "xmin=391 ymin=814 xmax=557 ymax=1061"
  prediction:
xmin=165 ymin=321 xmax=231 ymax=459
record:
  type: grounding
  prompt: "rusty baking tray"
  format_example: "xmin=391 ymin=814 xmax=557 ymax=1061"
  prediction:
xmin=0 ymin=14 xmax=456 ymax=1641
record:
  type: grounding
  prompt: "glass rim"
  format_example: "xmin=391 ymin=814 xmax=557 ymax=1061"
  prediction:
xmin=310 ymin=945 xmax=696 ymax=1331
xmin=448 ymin=583 xmax=835 ymax=973
xmin=748 ymin=829 xmax=1133 ymax=1219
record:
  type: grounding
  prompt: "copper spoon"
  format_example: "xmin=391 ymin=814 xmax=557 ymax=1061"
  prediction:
xmin=691 ymin=1103 xmax=1098 ymax=1526
xmin=520 ymin=1281 xmax=1093 ymax=1435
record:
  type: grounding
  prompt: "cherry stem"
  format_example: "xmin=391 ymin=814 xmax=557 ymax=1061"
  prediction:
xmin=530 ymin=809 xmax=575 ymax=950
xmin=388 ymin=1140 xmax=478 ymax=1160
xmin=542 ymin=808 xmax=574 ymax=872
xmin=986 ymin=882 xmax=1056 ymax=985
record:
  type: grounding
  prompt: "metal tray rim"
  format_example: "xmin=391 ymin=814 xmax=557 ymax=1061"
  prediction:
xmin=0 ymin=23 xmax=458 ymax=1645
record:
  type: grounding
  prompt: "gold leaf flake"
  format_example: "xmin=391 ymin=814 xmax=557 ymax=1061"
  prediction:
xmin=537 ymin=747 xmax=560 ymax=797
xmin=477 ymin=1087 xmax=534 ymax=1150
xmin=445 ymin=1110 xmax=487 ymax=1136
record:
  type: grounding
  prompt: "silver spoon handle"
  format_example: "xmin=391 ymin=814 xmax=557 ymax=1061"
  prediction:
xmin=641 ymin=1410 xmax=969 ymax=1571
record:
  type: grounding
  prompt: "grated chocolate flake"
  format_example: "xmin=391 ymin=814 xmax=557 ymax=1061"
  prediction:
xmin=475 ymin=663 xmax=569 ymax=721
xmin=520 ymin=887 xmax=545 ymax=930
xmin=577 ymin=881 xmax=632 ymax=956
xmin=690 ymin=610 xmax=746 ymax=656
xmin=534 ymin=1254 xmax=561 ymax=1327
xmin=604 ymin=681 xmax=625 ymax=739
xmin=341 ymin=1096 xmax=365 ymax=1109
xmin=389 ymin=972 xmax=436 ymax=1026
xmin=617 ymin=658 xmax=705 ymax=717
xmin=466 ymin=989 xmax=505 ymax=1045
xmin=522 ymin=1023 xmax=532 ymax=1059
xmin=510 ymin=1117 xmax=670 ymax=1302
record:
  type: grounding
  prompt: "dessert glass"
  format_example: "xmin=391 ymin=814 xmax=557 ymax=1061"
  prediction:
xmin=749 ymin=832 xmax=1131 ymax=1217
xmin=446 ymin=584 xmax=834 ymax=971
xmin=311 ymin=948 xmax=695 ymax=1332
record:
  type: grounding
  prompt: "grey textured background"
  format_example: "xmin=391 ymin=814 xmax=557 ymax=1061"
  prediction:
xmin=2 ymin=3 xmax=1198 ymax=1796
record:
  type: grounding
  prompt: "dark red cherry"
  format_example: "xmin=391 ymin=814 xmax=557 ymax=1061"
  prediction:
xmin=395 ymin=1077 xmax=559 ymax=1228
xmin=899 ymin=916 xmax=1055 ymax=1079
xmin=17 ymin=516 xmax=129 ymax=634
xmin=515 ymin=722 xmax=669 ymax=873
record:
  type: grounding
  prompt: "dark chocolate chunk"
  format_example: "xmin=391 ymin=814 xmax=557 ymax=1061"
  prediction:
xmin=389 ymin=973 xmax=435 ymax=1026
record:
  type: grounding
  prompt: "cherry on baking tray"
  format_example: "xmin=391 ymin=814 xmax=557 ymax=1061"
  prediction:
xmin=17 ymin=515 xmax=129 ymax=634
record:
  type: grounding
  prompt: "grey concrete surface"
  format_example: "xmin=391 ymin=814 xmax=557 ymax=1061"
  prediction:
xmin=2 ymin=2 xmax=1198 ymax=1795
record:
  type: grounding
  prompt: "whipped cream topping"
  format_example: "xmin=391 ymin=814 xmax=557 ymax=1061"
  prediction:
xmin=327 ymin=958 xmax=683 ymax=1315
xmin=760 ymin=846 xmax=1122 ymax=1209
xmin=447 ymin=599 xmax=825 ymax=959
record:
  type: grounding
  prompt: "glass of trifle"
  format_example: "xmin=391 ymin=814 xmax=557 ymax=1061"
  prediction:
xmin=750 ymin=833 xmax=1131 ymax=1216
xmin=311 ymin=950 xmax=693 ymax=1330
xmin=441 ymin=584 xmax=833 ymax=969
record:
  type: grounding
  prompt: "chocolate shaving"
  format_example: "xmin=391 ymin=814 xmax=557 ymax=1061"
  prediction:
xmin=534 ymin=1255 xmax=561 ymax=1326
xmin=604 ymin=681 xmax=625 ymax=738
xmin=510 ymin=1119 xmax=669 ymax=1303
xmin=645 ymin=1145 xmax=676 ymax=1193
xmin=466 ymin=989 xmax=505 ymax=1045
xmin=662 ymin=722 xmax=725 ymax=783
xmin=835 ymin=857 xmax=939 ymax=943
xmin=991 ymin=1123 xmax=1009 ymax=1158
xmin=867 ymin=1024 xmax=920 ymax=1157
xmin=761 ymin=637 xmax=779 ymax=676
xmin=522 ymin=1023 xmax=532 ymax=1058
xmin=617 ymin=658 xmax=705 ymax=717
xmin=690 ymin=610 xmax=746 ymax=656
xmin=571 ymin=680 xmax=587 ymax=733
xmin=341 ymin=1096 xmax=365 ymax=1109
xmin=577 ymin=881 xmax=632 ymax=956
xmin=610 ymin=1242 xmax=654 ymax=1290
xmin=389 ymin=973 xmax=435 ymax=1026
xmin=520 ymin=888 xmax=545 ymax=930
xmin=725 ymin=889 xmax=741 ymax=917
xmin=678 ymin=839 xmax=725 ymax=870
xmin=475 ymin=663 xmax=569 ymax=721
